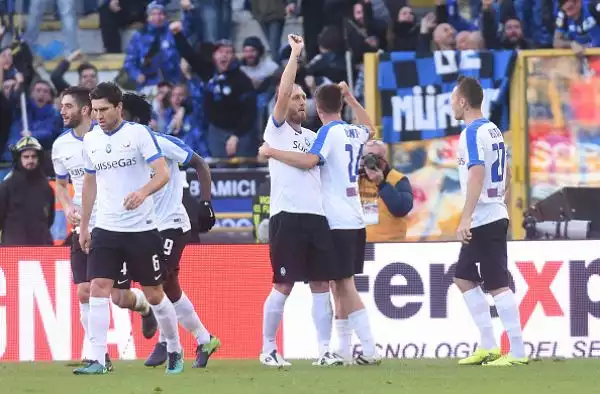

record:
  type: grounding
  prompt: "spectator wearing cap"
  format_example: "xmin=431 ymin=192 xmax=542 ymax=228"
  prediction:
xmin=3 ymin=81 xmax=62 ymax=162
xmin=50 ymin=50 xmax=98 ymax=96
xmin=205 ymin=39 xmax=257 ymax=158
xmin=0 ymin=136 xmax=55 ymax=246
xmin=240 ymin=36 xmax=279 ymax=91
xmin=123 ymin=1 xmax=182 ymax=92
xmin=99 ymin=0 xmax=155 ymax=54
xmin=250 ymin=0 xmax=297 ymax=62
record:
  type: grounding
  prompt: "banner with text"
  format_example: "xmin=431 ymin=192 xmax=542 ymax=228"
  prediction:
xmin=283 ymin=241 xmax=600 ymax=359
xmin=1 ymin=241 xmax=599 ymax=361
xmin=379 ymin=50 xmax=515 ymax=142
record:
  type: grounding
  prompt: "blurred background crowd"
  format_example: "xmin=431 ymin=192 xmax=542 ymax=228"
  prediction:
xmin=0 ymin=0 xmax=582 ymax=165
xmin=0 ymin=0 xmax=596 ymax=244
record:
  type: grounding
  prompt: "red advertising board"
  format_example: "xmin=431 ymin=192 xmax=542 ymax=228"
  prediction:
xmin=0 ymin=245 xmax=275 ymax=361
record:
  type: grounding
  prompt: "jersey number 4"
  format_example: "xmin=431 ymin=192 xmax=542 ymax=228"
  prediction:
xmin=491 ymin=142 xmax=506 ymax=182
xmin=345 ymin=144 xmax=363 ymax=182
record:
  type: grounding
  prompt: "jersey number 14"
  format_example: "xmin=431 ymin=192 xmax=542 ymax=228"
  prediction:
xmin=491 ymin=142 xmax=506 ymax=182
xmin=345 ymin=143 xmax=364 ymax=182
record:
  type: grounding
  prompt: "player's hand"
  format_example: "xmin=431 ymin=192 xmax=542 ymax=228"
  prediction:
xmin=79 ymin=228 xmax=91 ymax=254
xmin=288 ymin=34 xmax=304 ymax=55
xmin=285 ymin=3 xmax=296 ymax=16
xmin=338 ymin=81 xmax=351 ymax=99
xmin=65 ymin=205 xmax=81 ymax=226
xmin=456 ymin=218 xmax=472 ymax=244
xmin=226 ymin=135 xmax=238 ymax=157
xmin=170 ymin=21 xmax=183 ymax=34
xmin=197 ymin=201 xmax=216 ymax=233
xmin=258 ymin=142 xmax=272 ymax=158
xmin=123 ymin=190 xmax=147 ymax=210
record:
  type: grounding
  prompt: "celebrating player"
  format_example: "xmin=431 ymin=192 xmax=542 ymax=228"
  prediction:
xmin=118 ymin=93 xmax=221 ymax=368
xmin=74 ymin=83 xmax=183 ymax=375
xmin=260 ymin=82 xmax=381 ymax=365
xmin=258 ymin=34 xmax=343 ymax=368
xmin=52 ymin=86 xmax=158 ymax=371
xmin=451 ymin=76 xmax=527 ymax=366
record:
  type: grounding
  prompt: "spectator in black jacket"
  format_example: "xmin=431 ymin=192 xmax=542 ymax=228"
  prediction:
xmin=304 ymin=26 xmax=347 ymax=92
xmin=0 ymin=136 xmax=54 ymax=245
xmin=481 ymin=0 xmax=532 ymax=50
xmin=204 ymin=40 xmax=257 ymax=158
xmin=50 ymin=50 xmax=98 ymax=95
xmin=388 ymin=6 xmax=419 ymax=51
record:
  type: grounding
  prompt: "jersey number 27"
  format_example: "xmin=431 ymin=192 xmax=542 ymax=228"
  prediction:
xmin=491 ymin=142 xmax=506 ymax=182
xmin=345 ymin=143 xmax=364 ymax=183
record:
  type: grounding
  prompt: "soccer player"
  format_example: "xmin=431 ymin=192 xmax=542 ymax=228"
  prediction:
xmin=259 ymin=83 xmax=381 ymax=365
xmin=74 ymin=82 xmax=183 ymax=375
xmin=259 ymin=34 xmax=342 ymax=368
xmin=52 ymin=86 xmax=158 ymax=370
xmin=119 ymin=93 xmax=221 ymax=368
xmin=451 ymin=76 xmax=527 ymax=366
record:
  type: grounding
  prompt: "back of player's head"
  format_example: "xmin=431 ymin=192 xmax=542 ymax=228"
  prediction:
xmin=90 ymin=82 xmax=122 ymax=106
xmin=456 ymin=76 xmax=483 ymax=109
xmin=122 ymin=93 xmax=153 ymax=125
xmin=62 ymin=85 xmax=91 ymax=109
xmin=314 ymin=84 xmax=343 ymax=115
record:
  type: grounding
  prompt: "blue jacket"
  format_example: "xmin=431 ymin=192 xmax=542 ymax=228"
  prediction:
xmin=123 ymin=23 xmax=182 ymax=90
xmin=3 ymin=99 xmax=62 ymax=161
xmin=156 ymin=106 xmax=209 ymax=157
xmin=515 ymin=0 xmax=554 ymax=47
xmin=555 ymin=0 xmax=600 ymax=46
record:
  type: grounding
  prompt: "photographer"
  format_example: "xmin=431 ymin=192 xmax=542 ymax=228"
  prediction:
xmin=358 ymin=140 xmax=413 ymax=242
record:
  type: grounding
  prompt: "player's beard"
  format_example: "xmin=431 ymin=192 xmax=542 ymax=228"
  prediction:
xmin=288 ymin=109 xmax=306 ymax=125
xmin=65 ymin=113 xmax=82 ymax=129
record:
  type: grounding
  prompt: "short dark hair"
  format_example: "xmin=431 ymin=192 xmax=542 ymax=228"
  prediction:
xmin=314 ymin=84 xmax=343 ymax=114
xmin=77 ymin=62 xmax=97 ymax=76
xmin=90 ymin=82 xmax=122 ymax=106
xmin=62 ymin=86 xmax=91 ymax=109
xmin=121 ymin=93 xmax=152 ymax=125
xmin=456 ymin=76 xmax=483 ymax=108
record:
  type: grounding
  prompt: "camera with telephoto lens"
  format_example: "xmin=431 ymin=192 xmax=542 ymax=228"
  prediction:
xmin=362 ymin=153 xmax=379 ymax=170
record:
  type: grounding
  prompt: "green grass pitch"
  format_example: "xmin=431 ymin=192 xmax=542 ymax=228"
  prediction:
xmin=1 ymin=359 xmax=599 ymax=394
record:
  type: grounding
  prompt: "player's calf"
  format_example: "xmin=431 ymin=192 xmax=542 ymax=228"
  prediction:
xmin=110 ymin=288 xmax=158 ymax=339
xmin=143 ymin=285 xmax=183 ymax=374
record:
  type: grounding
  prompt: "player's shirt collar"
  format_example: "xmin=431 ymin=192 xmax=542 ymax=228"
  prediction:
xmin=102 ymin=120 xmax=127 ymax=136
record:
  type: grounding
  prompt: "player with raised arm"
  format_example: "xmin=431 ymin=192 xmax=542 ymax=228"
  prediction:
xmin=52 ymin=86 xmax=158 ymax=370
xmin=73 ymin=83 xmax=183 ymax=375
xmin=451 ymin=76 xmax=527 ymax=367
xmin=118 ymin=93 xmax=221 ymax=369
xmin=260 ymin=82 xmax=381 ymax=365
xmin=258 ymin=34 xmax=343 ymax=368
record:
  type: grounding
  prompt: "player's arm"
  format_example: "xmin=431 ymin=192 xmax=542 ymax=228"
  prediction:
xmin=339 ymin=82 xmax=375 ymax=139
xmin=263 ymin=148 xmax=320 ymax=169
xmin=189 ymin=153 xmax=212 ymax=201
xmin=460 ymin=128 xmax=486 ymax=224
xmin=80 ymin=171 xmax=96 ymax=232
xmin=272 ymin=34 xmax=304 ymax=125
xmin=141 ymin=157 xmax=170 ymax=197
xmin=504 ymin=165 xmax=512 ymax=206
xmin=51 ymin=150 xmax=76 ymax=219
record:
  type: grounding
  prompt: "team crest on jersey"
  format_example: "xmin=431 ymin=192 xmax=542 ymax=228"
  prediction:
xmin=457 ymin=157 xmax=465 ymax=166
xmin=106 ymin=144 xmax=112 ymax=153
xmin=304 ymin=137 xmax=311 ymax=148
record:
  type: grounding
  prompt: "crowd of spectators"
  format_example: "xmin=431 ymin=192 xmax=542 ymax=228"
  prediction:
xmin=0 ymin=0 xmax=596 ymax=165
